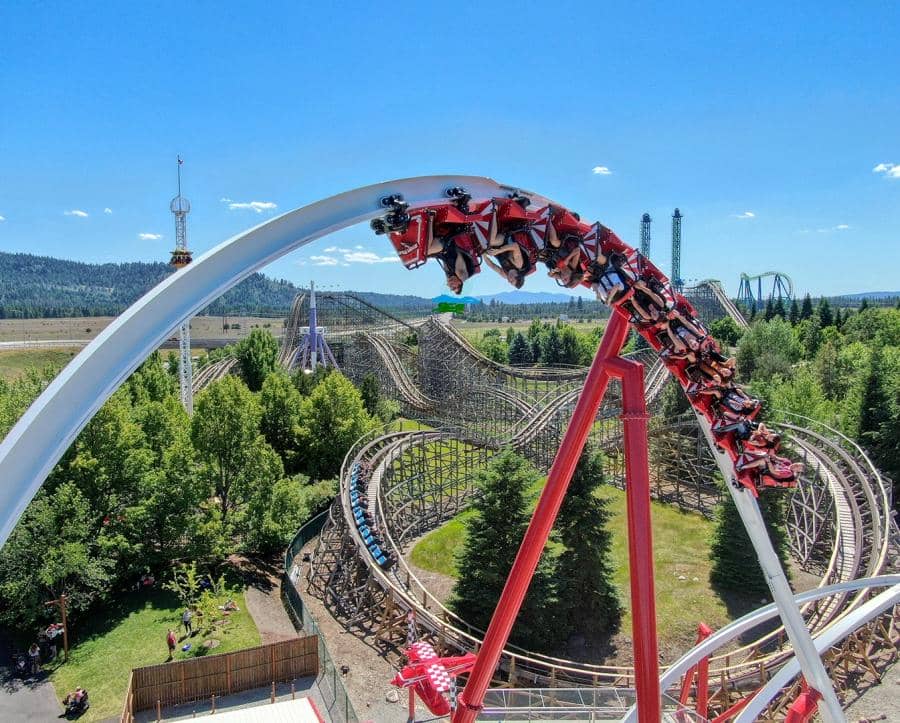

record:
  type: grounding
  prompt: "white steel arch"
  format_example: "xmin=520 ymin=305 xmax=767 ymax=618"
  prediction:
xmin=0 ymin=176 xmax=539 ymax=547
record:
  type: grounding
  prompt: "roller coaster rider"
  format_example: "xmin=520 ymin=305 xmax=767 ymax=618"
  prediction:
xmin=423 ymin=209 xmax=482 ymax=294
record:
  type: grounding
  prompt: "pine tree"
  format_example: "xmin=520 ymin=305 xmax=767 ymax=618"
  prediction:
xmin=358 ymin=373 xmax=380 ymax=417
xmin=858 ymin=347 xmax=897 ymax=481
xmin=450 ymin=450 xmax=555 ymax=650
xmin=709 ymin=488 xmax=790 ymax=600
xmin=541 ymin=326 xmax=563 ymax=365
xmin=773 ymin=297 xmax=787 ymax=320
xmin=833 ymin=308 xmax=843 ymax=329
xmin=788 ymin=298 xmax=800 ymax=326
xmin=800 ymin=293 xmax=814 ymax=320
xmin=859 ymin=298 xmax=870 ymax=312
xmin=764 ymin=297 xmax=775 ymax=321
xmin=552 ymin=445 xmax=622 ymax=643
xmin=802 ymin=313 xmax=823 ymax=359
xmin=508 ymin=332 xmax=532 ymax=365
xmin=817 ymin=298 xmax=834 ymax=327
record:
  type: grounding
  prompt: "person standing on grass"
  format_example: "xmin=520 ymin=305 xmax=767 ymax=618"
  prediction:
xmin=181 ymin=608 xmax=193 ymax=635
xmin=166 ymin=629 xmax=177 ymax=660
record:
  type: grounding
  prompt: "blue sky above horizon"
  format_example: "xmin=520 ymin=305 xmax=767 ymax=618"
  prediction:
xmin=1 ymin=2 xmax=898 ymax=299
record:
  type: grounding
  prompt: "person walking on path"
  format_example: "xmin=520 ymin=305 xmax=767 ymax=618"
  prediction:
xmin=27 ymin=642 xmax=41 ymax=675
xmin=166 ymin=629 xmax=177 ymax=661
xmin=181 ymin=608 xmax=193 ymax=636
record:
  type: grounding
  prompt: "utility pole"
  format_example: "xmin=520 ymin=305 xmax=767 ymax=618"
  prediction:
xmin=169 ymin=156 xmax=194 ymax=413
xmin=44 ymin=593 xmax=69 ymax=662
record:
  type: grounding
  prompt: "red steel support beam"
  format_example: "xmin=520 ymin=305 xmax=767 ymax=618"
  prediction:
xmin=454 ymin=311 xmax=637 ymax=723
xmin=605 ymin=355 xmax=661 ymax=723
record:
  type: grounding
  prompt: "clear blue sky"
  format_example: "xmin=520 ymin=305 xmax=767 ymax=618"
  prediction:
xmin=1 ymin=1 xmax=898 ymax=299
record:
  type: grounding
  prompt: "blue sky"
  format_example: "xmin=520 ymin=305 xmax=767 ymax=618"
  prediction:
xmin=1 ymin=1 xmax=898 ymax=299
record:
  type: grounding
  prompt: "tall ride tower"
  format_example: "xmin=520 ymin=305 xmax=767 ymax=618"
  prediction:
xmin=295 ymin=281 xmax=338 ymax=371
xmin=640 ymin=213 xmax=652 ymax=257
xmin=169 ymin=157 xmax=194 ymax=414
xmin=671 ymin=208 xmax=683 ymax=291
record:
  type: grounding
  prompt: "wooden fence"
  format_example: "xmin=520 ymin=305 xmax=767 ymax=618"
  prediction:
xmin=120 ymin=635 xmax=318 ymax=719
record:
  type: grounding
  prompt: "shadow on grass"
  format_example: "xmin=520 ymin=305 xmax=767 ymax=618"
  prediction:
xmin=710 ymin=582 xmax=780 ymax=646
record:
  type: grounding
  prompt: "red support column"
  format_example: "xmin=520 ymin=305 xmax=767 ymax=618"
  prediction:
xmin=606 ymin=356 xmax=661 ymax=723
xmin=454 ymin=312 xmax=631 ymax=723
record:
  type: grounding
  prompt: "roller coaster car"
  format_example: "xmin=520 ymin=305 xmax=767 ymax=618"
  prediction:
xmin=384 ymin=204 xmax=471 ymax=270
xmin=736 ymin=450 xmax=802 ymax=489
xmin=436 ymin=230 xmax=483 ymax=294
xmin=744 ymin=423 xmax=781 ymax=452
xmin=549 ymin=206 xmax=592 ymax=242
xmin=494 ymin=195 xmax=530 ymax=231
xmin=685 ymin=347 xmax=736 ymax=384
xmin=722 ymin=388 xmax=761 ymax=419
xmin=712 ymin=417 xmax=755 ymax=441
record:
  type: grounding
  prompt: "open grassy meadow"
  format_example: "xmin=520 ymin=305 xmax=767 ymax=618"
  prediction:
xmin=0 ymin=347 xmax=81 ymax=381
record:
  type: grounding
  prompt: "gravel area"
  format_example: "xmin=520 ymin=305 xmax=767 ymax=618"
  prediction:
xmin=845 ymin=658 xmax=900 ymax=722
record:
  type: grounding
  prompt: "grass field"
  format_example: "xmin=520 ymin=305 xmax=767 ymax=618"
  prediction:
xmin=452 ymin=318 xmax=606 ymax=346
xmin=411 ymin=483 xmax=740 ymax=647
xmin=0 ymin=347 xmax=81 ymax=381
xmin=47 ymin=585 xmax=259 ymax=722
xmin=0 ymin=315 xmax=285 ymax=343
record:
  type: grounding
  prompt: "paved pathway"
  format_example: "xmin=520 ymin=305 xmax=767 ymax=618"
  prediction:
xmin=230 ymin=555 xmax=298 ymax=644
xmin=0 ymin=636 xmax=61 ymax=722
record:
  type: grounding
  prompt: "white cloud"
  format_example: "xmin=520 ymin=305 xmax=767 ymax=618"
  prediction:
xmin=139 ymin=232 xmax=163 ymax=240
xmin=0 ymin=215 xmax=5 ymax=222
xmin=341 ymin=250 xmax=399 ymax=264
xmin=816 ymin=224 xmax=851 ymax=233
xmin=733 ymin=211 xmax=756 ymax=219
xmin=224 ymin=199 xmax=278 ymax=213
xmin=103 ymin=207 xmax=113 ymax=214
xmin=310 ymin=255 xmax=338 ymax=266
xmin=64 ymin=209 xmax=88 ymax=217
xmin=220 ymin=197 xmax=233 ymax=203
xmin=341 ymin=263 xmax=350 ymax=267
xmin=323 ymin=246 xmax=352 ymax=253
xmin=354 ymin=244 xmax=364 ymax=250
xmin=873 ymin=162 xmax=900 ymax=178
xmin=591 ymin=165 xmax=612 ymax=175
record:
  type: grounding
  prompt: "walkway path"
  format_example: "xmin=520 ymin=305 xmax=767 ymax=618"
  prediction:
xmin=0 ymin=635 xmax=61 ymax=722
xmin=229 ymin=555 xmax=298 ymax=644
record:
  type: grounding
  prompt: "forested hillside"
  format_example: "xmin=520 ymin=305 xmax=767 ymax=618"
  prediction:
xmin=0 ymin=251 xmax=433 ymax=318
